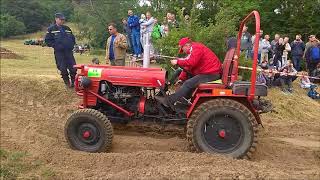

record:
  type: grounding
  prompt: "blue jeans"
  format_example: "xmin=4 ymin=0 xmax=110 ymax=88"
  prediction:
xmin=292 ymin=55 xmax=302 ymax=71
xmin=131 ymin=31 xmax=142 ymax=55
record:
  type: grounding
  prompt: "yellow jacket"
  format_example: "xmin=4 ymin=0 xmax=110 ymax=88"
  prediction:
xmin=105 ymin=33 xmax=127 ymax=61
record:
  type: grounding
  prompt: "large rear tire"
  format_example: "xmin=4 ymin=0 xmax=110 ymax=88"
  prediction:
xmin=65 ymin=109 xmax=113 ymax=152
xmin=187 ymin=99 xmax=258 ymax=159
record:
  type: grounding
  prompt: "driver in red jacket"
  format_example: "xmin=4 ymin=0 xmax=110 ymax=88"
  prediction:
xmin=156 ymin=37 xmax=222 ymax=108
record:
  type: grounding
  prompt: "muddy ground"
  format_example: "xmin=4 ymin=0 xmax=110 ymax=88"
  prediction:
xmin=0 ymin=75 xmax=319 ymax=179
xmin=0 ymin=47 xmax=22 ymax=59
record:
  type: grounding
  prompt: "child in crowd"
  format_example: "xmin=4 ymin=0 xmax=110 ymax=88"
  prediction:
xmin=139 ymin=14 xmax=147 ymax=46
xmin=278 ymin=60 xmax=297 ymax=93
xmin=300 ymin=71 xmax=312 ymax=88
xmin=257 ymin=60 xmax=268 ymax=85
xmin=308 ymin=84 xmax=320 ymax=99
xmin=91 ymin=57 xmax=100 ymax=65
xmin=259 ymin=60 xmax=276 ymax=87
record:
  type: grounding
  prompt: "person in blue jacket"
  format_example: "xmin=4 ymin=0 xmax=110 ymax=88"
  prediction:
xmin=45 ymin=13 xmax=77 ymax=88
xmin=127 ymin=10 xmax=142 ymax=57
xmin=308 ymin=84 xmax=320 ymax=99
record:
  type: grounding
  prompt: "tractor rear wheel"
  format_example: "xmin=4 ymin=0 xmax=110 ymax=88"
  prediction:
xmin=65 ymin=109 xmax=113 ymax=152
xmin=187 ymin=99 xmax=258 ymax=159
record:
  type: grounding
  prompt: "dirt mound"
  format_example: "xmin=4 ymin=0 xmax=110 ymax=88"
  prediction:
xmin=1 ymin=76 xmax=320 ymax=179
xmin=0 ymin=47 xmax=22 ymax=59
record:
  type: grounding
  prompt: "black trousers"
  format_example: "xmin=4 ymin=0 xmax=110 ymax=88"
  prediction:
xmin=168 ymin=74 xmax=221 ymax=104
xmin=308 ymin=61 xmax=319 ymax=76
xmin=54 ymin=50 xmax=77 ymax=83
xmin=279 ymin=76 xmax=293 ymax=90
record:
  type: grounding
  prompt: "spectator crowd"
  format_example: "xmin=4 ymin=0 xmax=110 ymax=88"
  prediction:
xmin=240 ymin=25 xmax=320 ymax=98
xmin=104 ymin=10 xmax=320 ymax=99
xmin=44 ymin=10 xmax=319 ymax=99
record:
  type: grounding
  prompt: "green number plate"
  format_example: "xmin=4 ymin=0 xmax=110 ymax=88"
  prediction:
xmin=88 ymin=68 xmax=102 ymax=77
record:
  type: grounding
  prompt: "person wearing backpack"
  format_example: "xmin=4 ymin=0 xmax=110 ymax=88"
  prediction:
xmin=306 ymin=36 xmax=320 ymax=75
xmin=308 ymin=84 xmax=320 ymax=99
xmin=151 ymin=18 xmax=162 ymax=40
xmin=311 ymin=63 xmax=320 ymax=83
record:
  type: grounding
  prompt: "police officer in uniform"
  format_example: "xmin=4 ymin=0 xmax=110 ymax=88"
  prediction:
xmin=45 ymin=13 xmax=77 ymax=88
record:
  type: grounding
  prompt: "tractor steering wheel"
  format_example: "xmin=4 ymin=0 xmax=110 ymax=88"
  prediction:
xmin=168 ymin=64 xmax=193 ymax=86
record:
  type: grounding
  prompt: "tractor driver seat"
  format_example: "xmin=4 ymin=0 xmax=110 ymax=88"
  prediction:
xmin=198 ymin=48 xmax=237 ymax=90
xmin=197 ymin=48 xmax=267 ymax=97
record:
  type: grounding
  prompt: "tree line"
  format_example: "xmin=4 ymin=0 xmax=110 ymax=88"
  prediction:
xmin=1 ymin=0 xmax=319 ymax=54
xmin=0 ymin=0 xmax=73 ymax=37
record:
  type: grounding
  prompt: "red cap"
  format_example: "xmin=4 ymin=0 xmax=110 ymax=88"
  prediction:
xmin=178 ymin=37 xmax=191 ymax=54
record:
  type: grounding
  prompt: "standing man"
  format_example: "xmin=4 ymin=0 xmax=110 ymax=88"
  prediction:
xmin=271 ymin=34 xmax=280 ymax=58
xmin=45 ymin=13 xmax=76 ymax=88
xmin=252 ymin=30 xmax=263 ymax=63
xmin=305 ymin=35 xmax=320 ymax=75
xmin=290 ymin=34 xmax=305 ymax=71
xmin=105 ymin=23 xmax=128 ymax=66
xmin=155 ymin=37 xmax=222 ymax=108
xmin=282 ymin=36 xmax=291 ymax=66
xmin=240 ymin=24 xmax=252 ymax=59
xmin=127 ymin=10 xmax=142 ymax=58
xmin=261 ymin=34 xmax=271 ymax=63
xmin=141 ymin=11 xmax=155 ymax=55
xmin=122 ymin=18 xmax=132 ymax=53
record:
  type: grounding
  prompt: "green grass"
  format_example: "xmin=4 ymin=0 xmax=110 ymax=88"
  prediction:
xmin=41 ymin=168 xmax=56 ymax=179
xmin=0 ymin=149 xmax=56 ymax=179
xmin=1 ymin=34 xmax=105 ymax=77
xmin=1 ymin=22 xmax=105 ymax=77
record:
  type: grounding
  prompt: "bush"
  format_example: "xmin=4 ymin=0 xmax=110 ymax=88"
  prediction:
xmin=0 ymin=14 xmax=26 ymax=38
xmin=238 ymin=53 xmax=253 ymax=81
xmin=1 ymin=0 xmax=50 ymax=33
xmin=153 ymin=6 xmax=238 ymax=79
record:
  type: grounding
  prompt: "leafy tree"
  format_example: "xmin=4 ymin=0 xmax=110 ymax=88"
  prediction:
xmin=72 ymin=0 xmax=140 ymax=48
xmin=0 ymin=14 xmax=26 ymax=37
xmin=257 ymin=0 xmax=320 ymax=40
xmin=39 ymin=0 xmax=74 ymax=20
xmin=0 ymin=0 xmax=74 ymax=36
xmin=1 ymin=0 xmax=49 ymax=33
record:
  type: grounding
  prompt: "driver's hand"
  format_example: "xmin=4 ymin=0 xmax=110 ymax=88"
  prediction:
xmin=175 ymin=79 xmax=183 ymax=85
xmin=105 ymin=57 xmax=109 ymax=64
xmin=171 ymin=60 xmax=178 ymax=65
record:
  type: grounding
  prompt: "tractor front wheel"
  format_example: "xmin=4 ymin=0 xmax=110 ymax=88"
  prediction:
xmin=65 ymin=109 xmax=113 ymax=152
xmin=187 ymin=99 xmax=258 ymax=159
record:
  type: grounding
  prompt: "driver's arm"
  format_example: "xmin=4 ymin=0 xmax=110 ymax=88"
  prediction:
xmin=178 ymin=70 xmax=188 ymax=81
xmin=177 ymin=48 xmax=202 ymax=68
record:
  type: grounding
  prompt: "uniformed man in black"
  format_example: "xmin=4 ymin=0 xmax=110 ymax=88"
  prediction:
xmin=45 ymin=13 xmax=77 ymax=88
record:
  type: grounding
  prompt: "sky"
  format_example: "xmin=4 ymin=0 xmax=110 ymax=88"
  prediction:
xmin=139 ymin=0 xmax=151 ymax=6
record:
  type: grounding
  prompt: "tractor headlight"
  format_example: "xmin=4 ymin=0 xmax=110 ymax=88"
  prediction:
xmin=80 ymin=76 xmax=92 ymax=89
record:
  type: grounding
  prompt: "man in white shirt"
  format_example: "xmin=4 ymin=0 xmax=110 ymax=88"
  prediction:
xmin=261 ymin=34 xmax=271 ymax=63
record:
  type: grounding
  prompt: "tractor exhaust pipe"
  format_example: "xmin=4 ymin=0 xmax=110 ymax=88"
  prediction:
xmin=143 ymin=32 xmax=151 ymax=68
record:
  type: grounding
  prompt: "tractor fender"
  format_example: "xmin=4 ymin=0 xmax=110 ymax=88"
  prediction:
xmin=186 ymin=94 xmax=262 ymax=125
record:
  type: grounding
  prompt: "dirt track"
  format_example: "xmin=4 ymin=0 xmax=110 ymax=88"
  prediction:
xmin=1 ymin=76 xmax=320 ymax=179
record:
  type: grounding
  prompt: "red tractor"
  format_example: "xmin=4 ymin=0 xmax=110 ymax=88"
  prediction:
xmin=65 ymin=11 xmax=270 ymax=158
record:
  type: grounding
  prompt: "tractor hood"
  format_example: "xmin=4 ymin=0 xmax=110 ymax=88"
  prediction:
xmin=75 ymin=64 xmax=167 ymax=88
